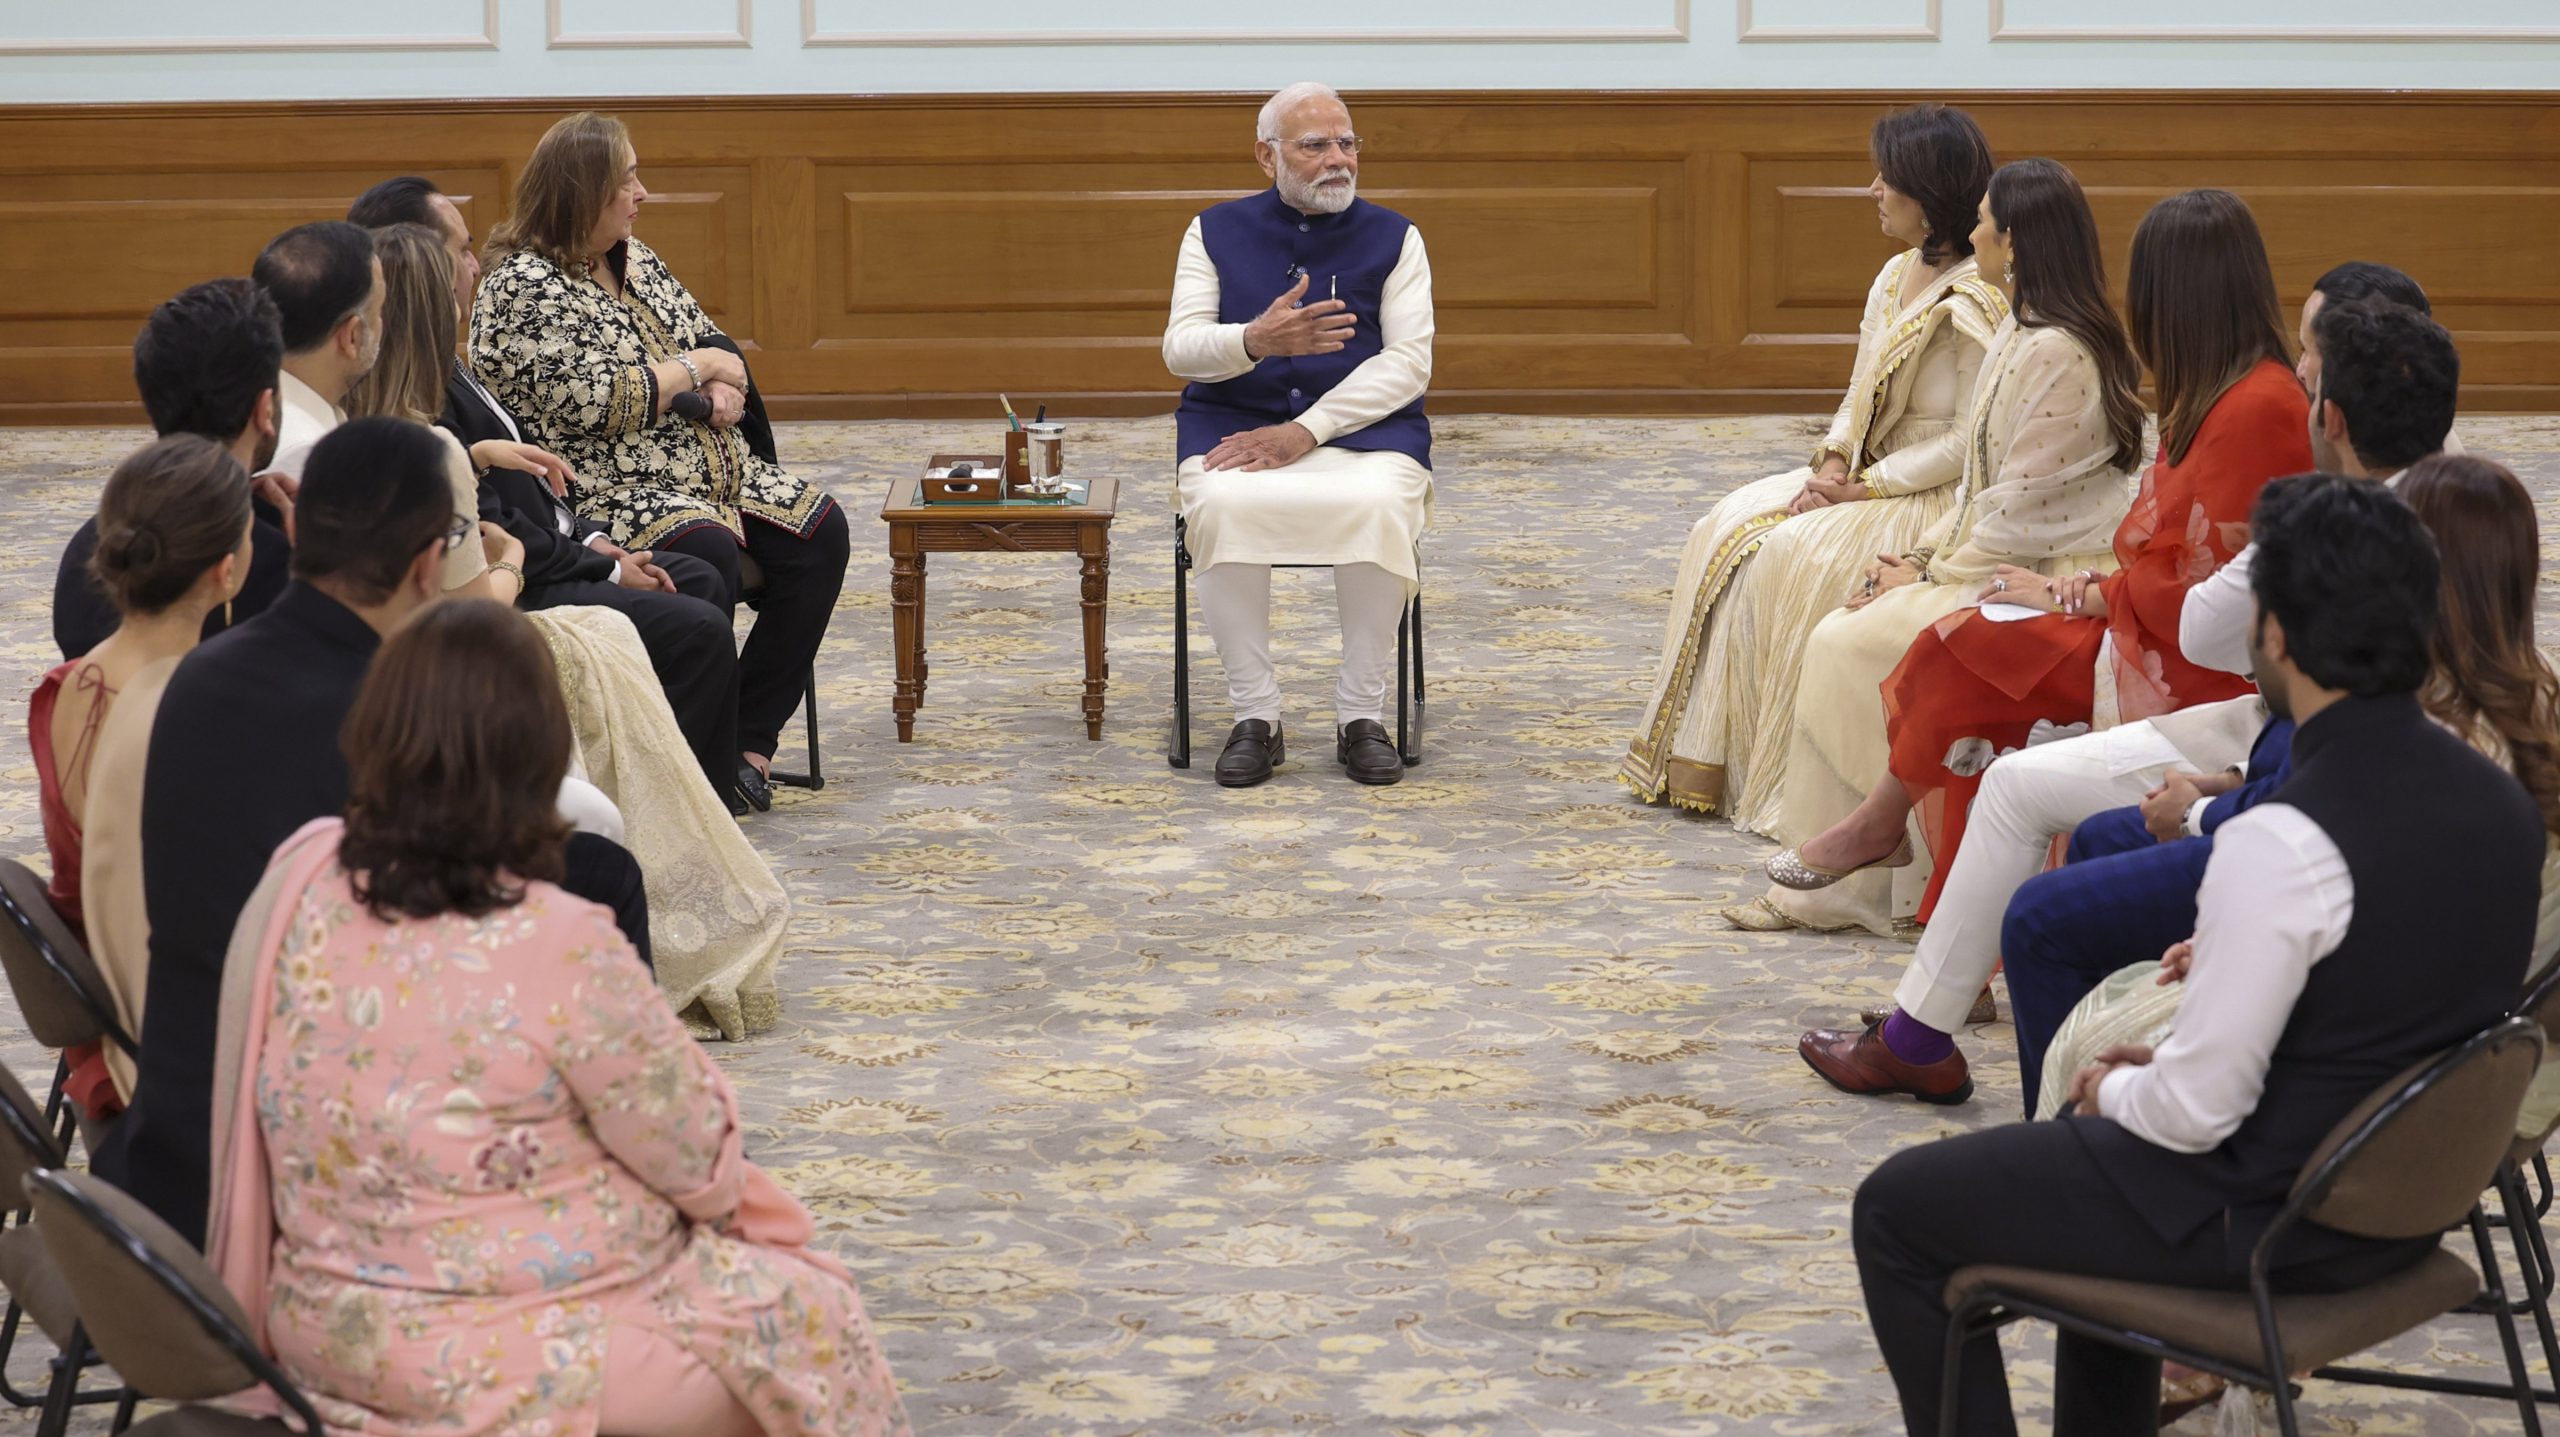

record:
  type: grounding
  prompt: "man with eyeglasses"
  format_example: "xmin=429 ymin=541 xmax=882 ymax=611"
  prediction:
xmin=1164 ymin=81 xmax=1436 ymax=790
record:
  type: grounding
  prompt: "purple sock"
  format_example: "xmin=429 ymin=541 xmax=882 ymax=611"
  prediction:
xmin=1879 ymin=1009 xmax=1955 ymax=1065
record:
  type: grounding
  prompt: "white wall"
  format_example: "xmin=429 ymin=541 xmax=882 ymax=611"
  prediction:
xmin=6 ymin=0 xmax=2559 ymax=103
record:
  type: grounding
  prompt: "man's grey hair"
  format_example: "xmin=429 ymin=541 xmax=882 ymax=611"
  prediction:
xmin=1257 ymin=82 xmax=1346 ymax=143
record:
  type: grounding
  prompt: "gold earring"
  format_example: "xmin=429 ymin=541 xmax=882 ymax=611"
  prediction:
xmin=2003 ymin=259 xmax=2016 ymax=286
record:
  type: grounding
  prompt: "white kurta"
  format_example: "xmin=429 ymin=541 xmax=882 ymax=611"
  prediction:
xmin=1165 ymin=217 xmax=1435 ymax=587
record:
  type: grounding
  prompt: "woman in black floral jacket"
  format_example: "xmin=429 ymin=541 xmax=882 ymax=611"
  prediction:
xmin=471 ymin=111 xmax=847 ymax=809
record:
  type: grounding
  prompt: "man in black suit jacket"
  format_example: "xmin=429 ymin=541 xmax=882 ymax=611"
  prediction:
xmin=350 ymin=177 xmax=746 ymax=813
xmin=441 ymin=362 xmax=745 ymax=810
xmin=53 ymin=280 xmax=293 ymax=659
xmin=94 ymin=418 xmax=656 ymax=1248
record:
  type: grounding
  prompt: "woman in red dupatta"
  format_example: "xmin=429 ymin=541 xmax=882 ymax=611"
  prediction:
xmin=1769 ymin=190 xmax=2310 ymax=920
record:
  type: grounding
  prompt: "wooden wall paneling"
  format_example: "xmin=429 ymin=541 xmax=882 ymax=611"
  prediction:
xmin=0 ymin=93 xmax=2556 ymax=424
xmin=750 ymin=156 xmax=818 ymax=352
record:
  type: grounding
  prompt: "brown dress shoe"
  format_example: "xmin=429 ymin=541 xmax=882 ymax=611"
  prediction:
xmin=1798 ymin=1020 xmax=1973 ymax=1105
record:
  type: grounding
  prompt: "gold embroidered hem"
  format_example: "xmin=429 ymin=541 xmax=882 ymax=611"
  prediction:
xmin=1620 ymin=504 xmax=1788 ymax=800
xmin=1664 ymin=759 xmax=1727 ymax=813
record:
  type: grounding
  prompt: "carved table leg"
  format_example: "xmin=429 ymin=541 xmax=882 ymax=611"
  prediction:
xmin=889 ymin=534 xmax=925 ymax=742
xmin=1079 ymin=526 xmax=1109 ymax=740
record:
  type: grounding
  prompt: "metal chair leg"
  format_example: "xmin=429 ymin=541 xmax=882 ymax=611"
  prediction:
xmin=0 ymin=1303 xmax=39 ymax=1407
xmin=109 ymin=1388 xmax=137 ymax=1433
xmin=766 ymin=667 xmax=823 ymax=791
xmin=38 ymin=1057 xmax=64 ymax=1135
xmin=1395 ymin=601 xmax=1410 ymax=764
xmin=2511 ymin=1166 xmax=2560 ymax=1401
xmin=1399 ymin=594 xmax=1423 ymax=766
xmin=2476 ymin=1203 xmax=2549 ymax=1436
xmin=28 ymin=1320 xmax=96 ymax=1437
xmin=1169 ymin=530 xmax=1192 ymax=770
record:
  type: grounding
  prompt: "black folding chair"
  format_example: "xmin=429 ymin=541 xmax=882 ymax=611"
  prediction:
xmin=2315 ymin=960 xmax=2560 ymax=1407
xmin=30 ymin=1169 xmax=322 ymax=1436
xmin=1167 ymin=513 xmax=1423 ymax=770
xmin=1942 ymin=1017 xmax=2548 ymax=1437
xmin=0 ymin=1068 xmax=122 ymax=1430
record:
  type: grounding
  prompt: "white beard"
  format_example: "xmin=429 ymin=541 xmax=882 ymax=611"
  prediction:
xmin=1279 ymin=168 xmax=1356 ymax=215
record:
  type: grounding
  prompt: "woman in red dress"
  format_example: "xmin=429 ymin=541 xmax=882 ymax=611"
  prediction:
xmin=1769 ymin=189 xmax=2312 ymax=916
xmin=32 ymin=434 xmax=256 ymax=1120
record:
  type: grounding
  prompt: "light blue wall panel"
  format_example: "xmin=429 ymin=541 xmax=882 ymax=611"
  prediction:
xmin=5 ymin=0 xmax=2557 ymax=102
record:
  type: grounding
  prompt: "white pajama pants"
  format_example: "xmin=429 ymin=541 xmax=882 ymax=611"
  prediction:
xmin=1892 ymin=720 xmax=2192 ymax=1031
xmin=1196 ymin=560 xmax=1406 ymax=729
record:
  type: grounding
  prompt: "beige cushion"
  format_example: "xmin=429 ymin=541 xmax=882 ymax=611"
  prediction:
xmin=1946 ymin=1250 xmax=2480 ymax=1372
xmin=0 ymin=1224 xmax=79 ymax=1346
xmin=30 ymin=1172 xmax=260 ymax=1401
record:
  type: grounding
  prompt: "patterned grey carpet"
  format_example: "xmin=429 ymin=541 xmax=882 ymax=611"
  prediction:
xmin=4 ymin=414 xmax=2560 ymax=1434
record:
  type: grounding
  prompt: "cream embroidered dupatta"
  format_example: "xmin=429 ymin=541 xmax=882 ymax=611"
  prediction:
xmin=1761 ymin=320 xmax=2136 ymax=934
xmin=526 ymin=606 xmax=790 ymax=1039
xmin=1620 ymin=252 xmax=2006 ymax=814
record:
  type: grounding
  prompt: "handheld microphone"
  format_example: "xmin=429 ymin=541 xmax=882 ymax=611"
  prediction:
xmin=670 ymin=390 xmax=712 ymax=422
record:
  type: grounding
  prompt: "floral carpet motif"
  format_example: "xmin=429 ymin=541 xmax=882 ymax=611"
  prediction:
xmin=4 ymin=414 xmax=2559 ymax=1434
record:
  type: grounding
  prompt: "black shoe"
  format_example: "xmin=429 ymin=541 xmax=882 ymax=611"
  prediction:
xmin=1216 ymin=720 xmax=1284 ymax=788
xmin=736 ymin=763 xmax=774 ymax=813
xmin=1337 ymin=719 xmax=1403 ymax=786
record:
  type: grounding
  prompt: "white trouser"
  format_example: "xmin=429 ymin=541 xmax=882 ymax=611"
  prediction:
xmin=1196 ymin=560 xmax=1405 ymax=728
xmin=1892 ymin=721 xmax=2189 ymax=1031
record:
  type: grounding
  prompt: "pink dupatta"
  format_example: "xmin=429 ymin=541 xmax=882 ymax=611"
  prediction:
xmin=205 ymin=821 xmax=843 ymax=1399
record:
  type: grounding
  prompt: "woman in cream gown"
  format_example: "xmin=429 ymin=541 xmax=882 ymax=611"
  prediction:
xmin=1732 ymin=159 xmax=2147 ymax=936
xmin=1623 ymin=104 xmax=2004 ymax=828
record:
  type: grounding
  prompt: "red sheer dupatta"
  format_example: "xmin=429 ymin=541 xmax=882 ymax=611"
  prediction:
xmin=2097 ymin=360 xmax=2309 ymax=723
xmin=1885 ymin=363 xmax=2310 ymax=919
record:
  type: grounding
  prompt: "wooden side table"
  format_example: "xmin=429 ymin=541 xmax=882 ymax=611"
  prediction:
xmin=877 ymin=462 xmax=1120 ymax=742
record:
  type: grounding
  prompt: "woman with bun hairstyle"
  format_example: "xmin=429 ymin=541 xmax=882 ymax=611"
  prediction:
xmin=34 ymin=433 xmax=255 ymax=1116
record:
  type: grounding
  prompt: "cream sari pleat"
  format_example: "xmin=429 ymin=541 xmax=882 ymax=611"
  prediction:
xmin=526 ymin=606 xmax=790 ymax=1039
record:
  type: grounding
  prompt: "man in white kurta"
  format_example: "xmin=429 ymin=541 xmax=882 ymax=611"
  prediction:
xmin=1163 ymin=82 xmax=1434 ymax=788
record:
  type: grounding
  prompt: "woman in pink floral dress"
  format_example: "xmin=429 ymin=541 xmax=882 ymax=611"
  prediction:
xmin=206 ymin=599 xmax=907 ymax=1437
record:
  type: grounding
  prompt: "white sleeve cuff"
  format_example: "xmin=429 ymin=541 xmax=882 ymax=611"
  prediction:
xmin=2097 ymin=1064 xmax=2144 ymax=1122
xmin=1218 ymin=323 xmax=1254 ymax=373
xmin=2183 ymin=797 xmax=2216 ymax=838
xmin=583 ymin=532 xmax=613 ymax=550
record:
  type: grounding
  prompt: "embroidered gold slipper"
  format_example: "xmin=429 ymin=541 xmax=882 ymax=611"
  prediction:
xmin=1764 ymin=835 xmax=1915 ymax=891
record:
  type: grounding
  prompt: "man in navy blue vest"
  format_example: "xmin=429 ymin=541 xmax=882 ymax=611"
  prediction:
xmin=1163 ymin=82 xmax=1435 ymax=789
xmin=1852 ymin=474 xmax=2544 ymax=1436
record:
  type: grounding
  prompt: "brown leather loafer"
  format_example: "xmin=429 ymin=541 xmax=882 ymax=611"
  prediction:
xmin=1799 ymin=1020 xmax=1973 ymax=1105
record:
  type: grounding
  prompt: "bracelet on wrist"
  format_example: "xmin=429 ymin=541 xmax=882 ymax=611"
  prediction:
xmin=675 ymin=355 xmax=703 ymax=391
